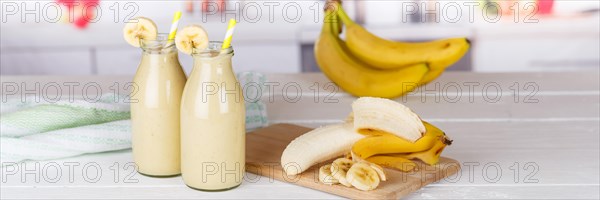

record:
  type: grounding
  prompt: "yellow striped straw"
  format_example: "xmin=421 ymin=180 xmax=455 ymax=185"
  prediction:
xmin=168 ymin=11 xmax=182 ymax=40
xmin=222 ymin=18 xmax=237 ymax=49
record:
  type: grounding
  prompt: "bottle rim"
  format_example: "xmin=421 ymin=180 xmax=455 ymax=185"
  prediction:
xmin=140 ymin=33 xmax=176 ymax=51
xmin=139 ymin=33 xmax=173 ymax=43
xmin=192 ymin=41 xmax=234 ymax=57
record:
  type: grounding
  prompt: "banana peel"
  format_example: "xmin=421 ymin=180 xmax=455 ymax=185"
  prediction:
xmin=390 ymin=139 xmax=452 ymax=166
xmin=352 ymin=122 xmax=448 ymax=159
xmin=366 ymin=155 xmax=417 ymax=172
xmin=353 ymin=122 xmax=453 ymax=172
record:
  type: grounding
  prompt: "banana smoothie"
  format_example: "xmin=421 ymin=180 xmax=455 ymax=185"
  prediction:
xmin=180 ymin=42 xmax=245 ymax=191
xmin=130 ymin=34 xmax=187 ymax=177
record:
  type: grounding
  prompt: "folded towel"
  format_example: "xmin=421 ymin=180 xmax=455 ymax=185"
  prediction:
xmin=1 ymin=95 xmax=130 ymax=138
xmin=1 ymin=120 xmax=131 ymax=164
xmin=0 ymin=72 xmax=268 ymax=165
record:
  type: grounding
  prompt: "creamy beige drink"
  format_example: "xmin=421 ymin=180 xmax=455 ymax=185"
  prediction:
xmin=181 ymin=42 xmax=245 ymax=190
xmin=131 ymin=35 xmax=186 ymax=177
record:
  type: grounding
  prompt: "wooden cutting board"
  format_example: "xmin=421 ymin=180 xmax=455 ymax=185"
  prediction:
xmin=245 ymin=124 xmax=461 ymax=199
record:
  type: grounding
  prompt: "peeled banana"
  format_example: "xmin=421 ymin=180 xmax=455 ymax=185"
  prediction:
xmin=315 ymin=8 xmax=429 ymax=98
xmin=352 ymin=97 xmax=425 ymax=142
xmin=281 ymin=123 xmax=364 ymax=175
xmin=337 ymin=4 xmax=470 ymax=73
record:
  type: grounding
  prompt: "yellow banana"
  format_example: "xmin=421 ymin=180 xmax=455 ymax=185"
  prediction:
xmin=419 ymin=69 xmax=446 ymax=85
xmin=336 ymin=4 xmax=470 ymax=80
xmin=366 ymin=155 xmax=417 ymax=172
xmin=315 ymin=7 xmax=429 ymax=98
xmin=352 ymin=122 xmax=449 ymax=159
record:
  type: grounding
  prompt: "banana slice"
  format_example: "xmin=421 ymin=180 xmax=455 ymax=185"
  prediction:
xmin=123 ymin=17 xmax=158 ymax=47
xmin=330 ymin=158 xmax=354 ymax=187
xmin=366 ymin=162 xmax=387 ymax=181
xmin=346 ymin=162 xmax=381 ymax=191
xmin=319 ymin=164 xmax=339 ymax=185
xmin=175 ymin=25 xmax=209 ymax=55
xmin=348 ymin=151 xmax=387 ymax=181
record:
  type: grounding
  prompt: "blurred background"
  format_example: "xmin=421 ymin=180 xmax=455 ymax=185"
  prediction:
xmin=1 ymin=0 xmax=599 ymax=75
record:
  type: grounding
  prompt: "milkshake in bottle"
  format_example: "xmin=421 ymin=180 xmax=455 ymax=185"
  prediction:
xmin=180 ymin=41 xmax=245 ymax=191
xmin=130 ymin=33 xmax=187 ymax=177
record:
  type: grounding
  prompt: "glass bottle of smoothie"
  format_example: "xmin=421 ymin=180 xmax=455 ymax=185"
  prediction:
xmin=180 ymin=42 xmax=245 ymax=191
xmin=131 ymin=34 xmax=186 ymax=177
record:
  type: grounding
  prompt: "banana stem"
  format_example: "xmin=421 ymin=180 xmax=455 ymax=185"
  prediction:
xmin=442 ymin=136 xmax=453 ymax=145
xmin=324 ymin=9 xmax=339 ymax=35
xmin=330 ymin=15 xmax=340 ymax=34
xmin=335 ymin=3 xmax=354 ymax=26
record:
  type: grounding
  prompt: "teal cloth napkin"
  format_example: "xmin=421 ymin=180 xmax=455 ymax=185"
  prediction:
xmin=0 ymin=72 xmax=268 ymax=164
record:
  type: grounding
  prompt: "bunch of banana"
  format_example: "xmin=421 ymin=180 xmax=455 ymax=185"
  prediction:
xmin=314 ymin=3 xmax=470 ymax=98
xmin=315 ymin=6 xmax=428 ymax=98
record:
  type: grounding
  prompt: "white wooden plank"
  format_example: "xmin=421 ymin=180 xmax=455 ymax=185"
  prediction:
xmin=1 ymin=73 xmax=598 ymax=119
xmin=407 ymin=185 xmax=600 ymax=199
xmin=264 ymin=95 xmax=599 ymax=122
xmin=2 ymin=184 xmax=597 ymax=199
xmin=1 ymin=121 xmax=597 ymax=185
xmin=0 ymin=185 xmax=341 ymax=199
xmin=265 ymin=72 xmax=600 ymax=94
xmin=1 ymin=71 xmax=598 ymax=94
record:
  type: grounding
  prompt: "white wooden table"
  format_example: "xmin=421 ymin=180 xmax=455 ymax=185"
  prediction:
xmin=1 ymin=72 xmax=599 ymax=199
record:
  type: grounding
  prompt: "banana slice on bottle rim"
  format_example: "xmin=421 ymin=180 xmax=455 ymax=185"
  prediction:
xmin=175 ymin=25 xmax=209 ymax=55
xmin=346 ymin=162 xmax=381 ymax=191
xmin=330 ymin=158 xmax=354 ymax=187
xmin=123 ymin=17 xmax=158 ymax=48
